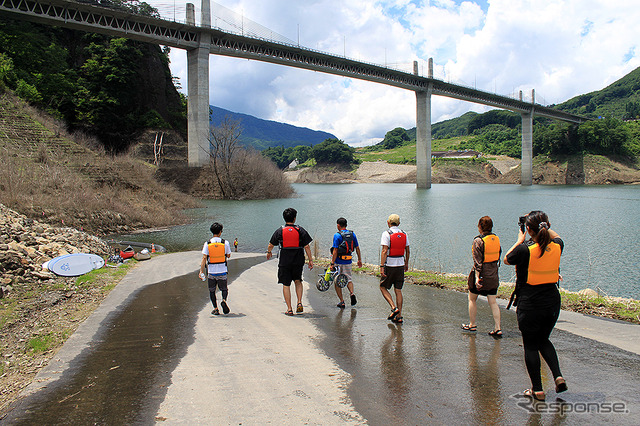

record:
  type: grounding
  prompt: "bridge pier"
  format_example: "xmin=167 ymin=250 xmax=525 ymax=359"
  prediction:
xmin=415 ymin=61 xmax=432 ymax=189
xmin=187 ymin=0 xmax=211 ymax=167
xmin=521 ymin=110 xmax=533 ymax=186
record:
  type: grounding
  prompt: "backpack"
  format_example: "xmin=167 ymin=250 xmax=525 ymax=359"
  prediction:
xmin=336 ymin=230 xmax=354 ymax=259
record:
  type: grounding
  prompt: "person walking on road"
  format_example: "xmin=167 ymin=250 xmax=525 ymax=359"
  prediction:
xmin=199 ymin=222 xmax=232 ymax=315
xmin=462 ymin=216 xmax=502 ymax=337
xmin=504 ymin=210 xmax=568 ymax=401
xmin=330 ymin=217 xmax=363 ymax=308
xmin=380 ymin=214 xmax=410 ymax=324
xmin=267 ymin=208 xmax=314 ymax=316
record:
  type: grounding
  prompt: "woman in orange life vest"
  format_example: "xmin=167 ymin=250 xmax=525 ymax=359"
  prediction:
xmin=504 ymin=211 xmax=568 ymax=401
xmin=461 ymin=216 xmax=502 ymax=336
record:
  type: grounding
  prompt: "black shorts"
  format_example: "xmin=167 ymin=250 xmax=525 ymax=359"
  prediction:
xmin=469 ymin=286 xmax=498 ymax=296
xmin=208 ymin=276 xmax=228 ymax=292
xmin=380 ymin=265 xmax=404 ymax=290
xmin=278 ymin=263 xmax=304 ymax=286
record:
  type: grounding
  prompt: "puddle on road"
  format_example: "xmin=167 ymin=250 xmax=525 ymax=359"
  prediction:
xmin=4 ymin=256 xmax=265 ymax=425
xmin=304 ymin=269 xmax=640 ymax=425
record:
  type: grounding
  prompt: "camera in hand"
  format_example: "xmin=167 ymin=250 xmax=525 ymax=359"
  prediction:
xmin=518 ymin=216 xmax=527 ymax=233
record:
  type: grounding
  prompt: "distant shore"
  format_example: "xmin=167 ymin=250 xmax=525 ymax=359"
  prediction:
xmin=285 ymin=155 xmax=640 ymax=185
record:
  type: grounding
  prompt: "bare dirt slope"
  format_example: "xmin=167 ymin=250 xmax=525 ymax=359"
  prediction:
xmin=286 ymin=155 xmax=640 ymax=185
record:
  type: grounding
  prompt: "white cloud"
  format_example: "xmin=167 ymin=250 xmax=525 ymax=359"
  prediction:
xmin=151 ymin=0 xmax=640 ymax=145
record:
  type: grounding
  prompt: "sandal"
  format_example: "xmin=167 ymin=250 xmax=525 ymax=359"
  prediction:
xmin=555 ymin=377 xmax=568 ymax=393
xmin=488 ymin=329 xmax=503 ymax=338
xmin=221 ymin=300 xmax=230 ymax=315
xmin=392 ymin=316 xmax=403 ymax=324
xmin=387 ymin=307 xmax=400 ymax=320
xmin=212 ymin=308 xmax=220 ymax=315
xmin=296 ymin=302 xmax=304 ymax=313
xmin=285 ymin=309 xmax=294 ymax=316
xmin=524 ymin=389 xmax=546 ymax=401
xmin=461 ymin=323 xmax=477 ymax=332
xmin=337 ymin=301 xmax=345 ymax=308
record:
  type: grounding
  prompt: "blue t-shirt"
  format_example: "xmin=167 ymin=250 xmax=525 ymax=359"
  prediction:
xmin=332 ymin=230 xmax=359 ymax=265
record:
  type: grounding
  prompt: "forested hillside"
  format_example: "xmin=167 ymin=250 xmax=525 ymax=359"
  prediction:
xmin=0 ymin=7 xmax=186 ymax=153
xmin=367 ymin=66 xmax=640 ymax=160
xmin=209 ymin=106 xmax=336 ymax=150
xmin=557 ymin=66 xmax=640 ymax=119
xmin=0 ymin=0 xmax=337 ymax=155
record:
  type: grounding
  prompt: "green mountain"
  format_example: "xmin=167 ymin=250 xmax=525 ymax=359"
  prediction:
xmin=556 ymin=66 xmax=640 ymax=119
xmin=0 ymin=11 xmax=186 ymax=154
xmin=369 ymin=66 xmax=640 ymax=158
xmin=209 ymin=106 xmax=336 ymax=150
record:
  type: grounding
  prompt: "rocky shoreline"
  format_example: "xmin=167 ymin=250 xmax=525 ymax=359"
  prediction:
xmin=1 ymin=203 xmax=114 ymax=414
xmin=0 ymin=204 xmax=110 ymax=298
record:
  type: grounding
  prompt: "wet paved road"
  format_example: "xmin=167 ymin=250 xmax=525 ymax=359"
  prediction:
xmin=304 ymin=269 xmax=640 ymax=424
xmin=3 ymin=254 xmax=639 ymax=425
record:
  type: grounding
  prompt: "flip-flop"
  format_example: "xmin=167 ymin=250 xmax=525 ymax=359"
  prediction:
xmin=461 ymin=323 xmax=477 ymax=332
xmin=285 ymin=310 xmax=294 ymax=316
xmin=212 ymin=308 xmax=220 ymax=315
xmin=392 ymin=316 xmax=403 ymax=324
xmin=221 ymin=300 xmax=230 ymax=314
xmin=337 ymin=301 xmax=345 ymax=308
xmin=296 ymin=302 xmax=304 ymax=313
xmin=488 ymin=329 xmax=503 ymax=338
xmin=387 ymin=307 xmax=400 ymax=320
xmin=524 ymin=389 xmax=545 ymax=401
xmin=555 ymin=377 xmax=568 ymax=393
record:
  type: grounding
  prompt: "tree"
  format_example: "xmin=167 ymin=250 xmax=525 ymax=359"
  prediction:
xmin=311 ymin=139 xmax=356 ymax=165
xmin=209 ymin=116 xmax=293 ymax=199
xmin=208 ymin=116 xmax=242 ymax=199
xmin=380 ymin=127 xmax=410 ymax=149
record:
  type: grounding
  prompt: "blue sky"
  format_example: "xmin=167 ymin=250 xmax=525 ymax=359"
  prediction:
xmin=146 ymin=0 xmax=640 ymax=146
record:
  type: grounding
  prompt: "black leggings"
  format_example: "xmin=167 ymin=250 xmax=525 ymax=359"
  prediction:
xmin=517 ymin=307 xmax=563 ymax=391
xmin=208 ymin=277 xmax=228 ymax=307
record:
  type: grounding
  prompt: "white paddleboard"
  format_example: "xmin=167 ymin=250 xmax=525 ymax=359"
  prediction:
xmin=47 ymin=253 xmax=105 ymax=277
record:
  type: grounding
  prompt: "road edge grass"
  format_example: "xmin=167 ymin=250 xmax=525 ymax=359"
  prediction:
xmin=315 ymin=258 xmax=640 ymax=324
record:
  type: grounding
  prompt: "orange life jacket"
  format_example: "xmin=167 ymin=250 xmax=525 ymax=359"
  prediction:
xmin=281 ymin=225 xmax=301 ymax=249
xmin=527 ymin=242 xmax=561 ymax=285
xmin=208 ymin=239 xmax=226 ymax=264
xmin=388 ymin=229 xmax=407 ymax=257
xmin=480 ymin=234 xmax=501 ymax=263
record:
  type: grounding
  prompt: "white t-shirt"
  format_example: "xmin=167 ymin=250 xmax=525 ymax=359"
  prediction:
xmin=202 ymin=237 xmax=232 ymax=276
xmin=380 ymin=226 xmax=409 ymax=267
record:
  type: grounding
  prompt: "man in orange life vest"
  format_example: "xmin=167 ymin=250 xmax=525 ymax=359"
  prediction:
xmin=199 ymin=222 xmax=232 ymax=315
xmin=267 ymin=208 xmax=314 ymax=316
xmin=380 ymin=214 xmax=410 ymax=324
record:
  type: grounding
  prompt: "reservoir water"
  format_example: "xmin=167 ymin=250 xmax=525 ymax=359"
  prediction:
xmin=123 ymin=183 xmax=640 ymax=299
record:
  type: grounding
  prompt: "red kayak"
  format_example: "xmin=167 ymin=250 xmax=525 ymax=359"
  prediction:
xmin=120 ymin=245 xmax=135 ymax=259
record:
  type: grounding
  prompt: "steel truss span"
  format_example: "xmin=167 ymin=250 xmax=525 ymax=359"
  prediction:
xmin=0 ymin=0 xmax=200 ymax=47
xmin=1 ymin=0 xmax=587 ymax=124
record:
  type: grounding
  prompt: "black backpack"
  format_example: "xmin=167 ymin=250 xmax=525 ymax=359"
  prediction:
xmin=336 ymin=230 xmax=354 ymax=257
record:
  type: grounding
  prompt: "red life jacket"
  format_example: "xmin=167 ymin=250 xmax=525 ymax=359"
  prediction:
xmin=281 ymin=225 xmax=301 ymax=249
xmin=388 ymin=229 xmax=407 ymax=257
xmin=208 ymin=239 xmax=226 ymax=264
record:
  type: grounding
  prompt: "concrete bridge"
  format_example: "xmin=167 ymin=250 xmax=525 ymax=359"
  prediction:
xmin=0 ymin=0 xmax=589 ymax=187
